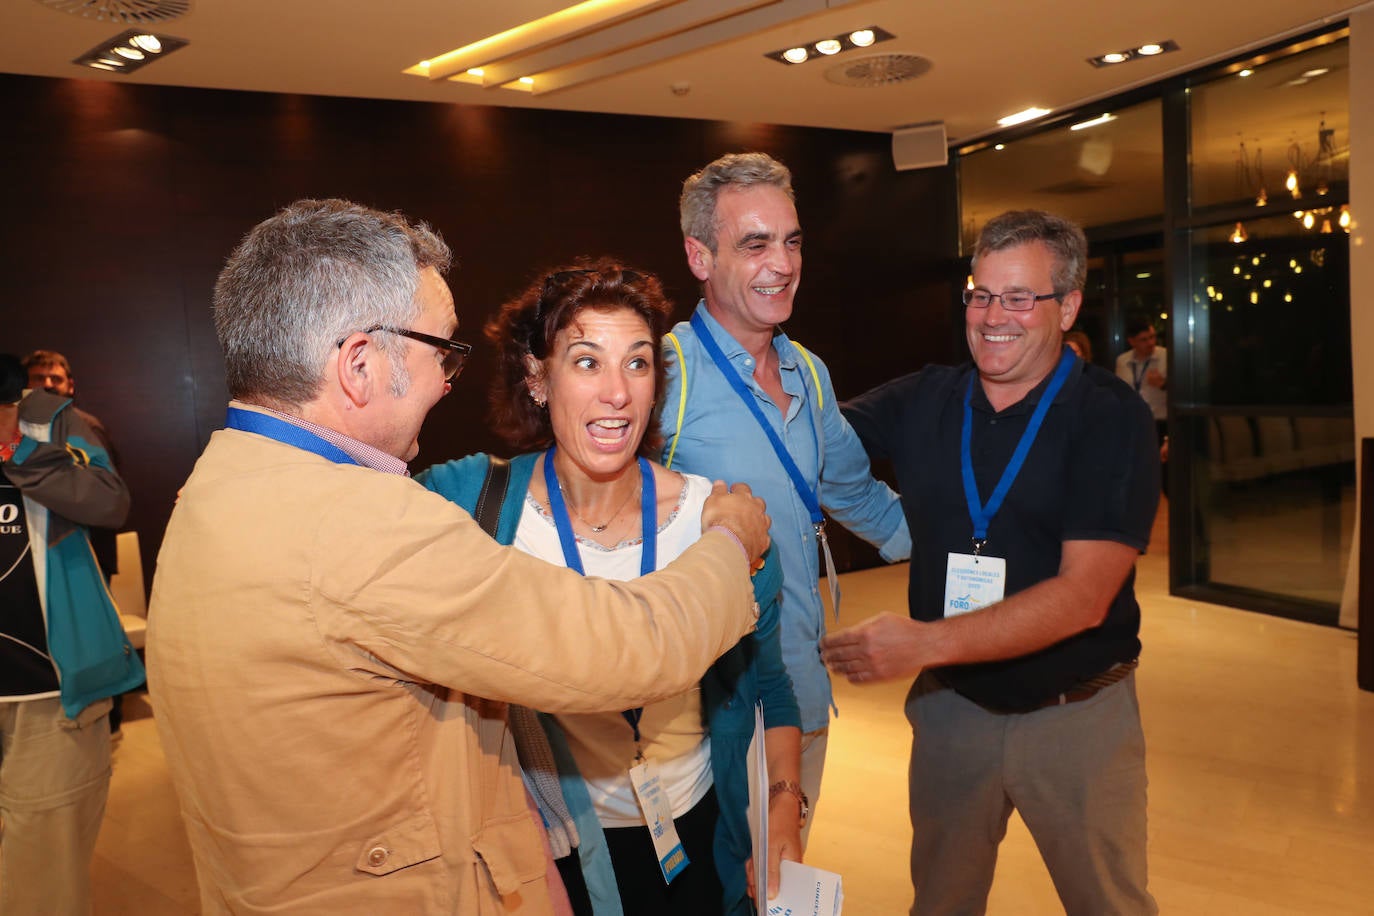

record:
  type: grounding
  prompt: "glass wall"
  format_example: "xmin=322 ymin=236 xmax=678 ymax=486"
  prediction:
xmin=1189 ymin=40 xmax=1350 ymax=212
xmin=1188 ymin=216 xmax=1351 ymax=407
xmin=956 ymin=29 xmax=1354 ymax=624
xmin=1177 ymin=37 xmax=1353 ymax=619
xmin=959 ymin=99 xmax=1163 ymax=252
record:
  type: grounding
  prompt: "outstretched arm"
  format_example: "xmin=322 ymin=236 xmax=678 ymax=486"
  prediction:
xmin=821 ymin=538 xmax=1140 ymax=683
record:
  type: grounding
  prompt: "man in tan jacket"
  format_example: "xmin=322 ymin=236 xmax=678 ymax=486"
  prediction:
xmin=147 ymin=199 xmax=771 ymax=915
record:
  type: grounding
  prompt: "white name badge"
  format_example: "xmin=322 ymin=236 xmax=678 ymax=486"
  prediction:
xmin=629 ymin=758 xmax=690 ymax=884
xmin=943 ymin=552 xmax=1006 ymax=617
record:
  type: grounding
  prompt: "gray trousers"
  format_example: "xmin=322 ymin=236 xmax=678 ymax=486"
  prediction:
xmin=905 ymin=672 xmax=1157 ymax=916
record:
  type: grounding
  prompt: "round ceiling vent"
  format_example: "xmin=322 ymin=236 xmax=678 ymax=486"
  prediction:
xmin=825 ymin=53 xmax=932 ymax=88
xmin=34 ymin=0 xmax=191 ymax=24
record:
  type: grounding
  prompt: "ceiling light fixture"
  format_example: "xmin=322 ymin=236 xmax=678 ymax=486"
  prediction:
xmin=1088 ymin=39 xmax=1179 ymax=68
xmin=1239 ymin=68 xmax=1254 ymax=77
xmin=1229 ymin=222 xmax=1248 ymax=244
xmin=998 ymin=107 xmax=1050 ymax=127
xmin=1069 ymin=113 xmax=1116 ymax=131
xmin=72 ymin=28 xmax=186 ymax=73
xmin=765 ymin=25 xmax=895 ymax=65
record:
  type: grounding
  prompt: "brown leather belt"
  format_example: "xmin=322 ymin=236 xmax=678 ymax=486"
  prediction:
xmin=978 ymin=660 xmax=1139 ymax=715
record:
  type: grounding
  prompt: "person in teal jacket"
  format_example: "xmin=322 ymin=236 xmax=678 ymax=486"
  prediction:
xmin=0 ymin=353 xmax=144 ymax=913
xmin=418 ymin=261 xmax=804 ymax=915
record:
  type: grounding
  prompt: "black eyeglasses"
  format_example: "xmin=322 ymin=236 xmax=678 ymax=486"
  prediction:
xmin=543 ymin=268 xmax=644 ymax=291
xmin=962 ymin=289 xmax=1061 ymax=311
xmin=340 ymin=325 xmax=472 ymax=380
xmin=536 ymin=268 xmax=646 ymax=321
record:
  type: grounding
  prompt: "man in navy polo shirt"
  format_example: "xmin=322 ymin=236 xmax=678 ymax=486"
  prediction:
xmin=822 ymin=209 xmax=1160 ymax=915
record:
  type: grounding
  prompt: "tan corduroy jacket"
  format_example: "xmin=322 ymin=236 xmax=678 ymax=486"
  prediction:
xmin=147 ymin=425 xmax=757 ymax=914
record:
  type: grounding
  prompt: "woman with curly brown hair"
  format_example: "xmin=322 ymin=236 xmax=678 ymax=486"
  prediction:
xmin=419 ymin=259 xmax=803 ymax=915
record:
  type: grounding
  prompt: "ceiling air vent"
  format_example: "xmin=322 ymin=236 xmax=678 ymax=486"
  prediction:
xmin=35 ymin=0 xmax=191 ymax=24
xmin=824 ymin=53 xmax=931 ymax=88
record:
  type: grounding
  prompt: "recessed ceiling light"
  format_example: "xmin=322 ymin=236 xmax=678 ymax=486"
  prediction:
xmin=1239 ymin=68 xmax=1254 ymax=77
xmin=73 ymin=28 xmax=186 ymax=73
xmin=1302 ymin=68 xmax=1329 ymax=78
xmin=765 ymin=25 xmax=895 ymax=65
xmin=1070 ymin=113 xmax=1116 ymax=131
xmin=1089 ymin=40 xmax=1177 ymax=68
xmin=466 ymin=67 xmax=484 ymax=77
xmin=998 ymin=107 xmax=1050 ymax=127
xmin=518 ymin=76 xmax=534 ymax=85
xmin=994 ymin=144 xmax=1006 ymax=151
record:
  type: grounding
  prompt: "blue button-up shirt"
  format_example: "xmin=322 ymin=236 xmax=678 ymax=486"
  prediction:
xmin=659 ymin=303 xmax=910 ymax=731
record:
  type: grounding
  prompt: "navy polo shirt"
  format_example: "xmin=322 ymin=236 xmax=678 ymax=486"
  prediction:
xmin=843 ymin=359 xmax=1160 ymax=711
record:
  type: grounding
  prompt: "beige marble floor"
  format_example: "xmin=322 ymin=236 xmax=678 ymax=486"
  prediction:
xmin=87 ymin=502 xmax=1374 ymax=914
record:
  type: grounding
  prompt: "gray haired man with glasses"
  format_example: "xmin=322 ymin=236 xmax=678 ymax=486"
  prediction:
xmin=824 ymin=209 xmax=1161 ymax=914
xmin=147 ymin=198 xmax=773 ymax=914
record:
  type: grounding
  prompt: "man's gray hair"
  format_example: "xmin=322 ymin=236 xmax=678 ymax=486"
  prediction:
xmin=213 ymin=198 xmax=451 ymax=407
xmin=972 ymin=210 xmax=1088 ymax=295
xmin=679 ymin=152 xmax=795 ymax=253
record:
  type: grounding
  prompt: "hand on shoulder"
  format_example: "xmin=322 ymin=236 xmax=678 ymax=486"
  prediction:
xmin=701 ymin=480 xmax=770 ymax=568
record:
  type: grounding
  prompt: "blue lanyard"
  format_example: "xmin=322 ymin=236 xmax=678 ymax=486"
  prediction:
xmin=689 ymin=311 xmax=824 ymax=532
xmin=225 ymin=407 xmax=359 ymax=466
xmin=542 ymin=447 xmax=657 ymax=747
xmin=542 ymin=446 xmax=656 ymax=576
xmin=961 ymin=347 xmax=1076 ymax=554
xmin=1130 ymin=357 xmax=1151 ymax=392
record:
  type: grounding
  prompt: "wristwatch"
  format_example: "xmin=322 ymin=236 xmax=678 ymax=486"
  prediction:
xmin=768 ymin=779 xmax=810 ymax=828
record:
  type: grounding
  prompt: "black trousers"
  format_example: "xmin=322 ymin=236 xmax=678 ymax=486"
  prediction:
xmin=562 ymin=785 xmax=724 ymax=916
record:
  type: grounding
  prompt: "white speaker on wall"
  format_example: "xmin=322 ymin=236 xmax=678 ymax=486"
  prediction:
xmin=892 ymin=122 xmax=948 ymax=171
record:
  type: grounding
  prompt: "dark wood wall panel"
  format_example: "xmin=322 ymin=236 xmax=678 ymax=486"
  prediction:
xmin=1 ymin=73 xmax=961 ymax=583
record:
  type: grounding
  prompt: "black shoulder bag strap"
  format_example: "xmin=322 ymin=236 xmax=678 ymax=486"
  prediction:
xmin=473 ymin=456 xmax=511 ymax=539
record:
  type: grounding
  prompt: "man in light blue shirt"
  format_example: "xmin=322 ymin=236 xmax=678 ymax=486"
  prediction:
xmin=660 ymin=152 xmax=910 ymax=842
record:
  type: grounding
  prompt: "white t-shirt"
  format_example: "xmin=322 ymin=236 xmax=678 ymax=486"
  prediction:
xmin=514 ymin=470 xmax=714 ymax=827
xmin=1115 ymin=346 xmax=1168 ymax=421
